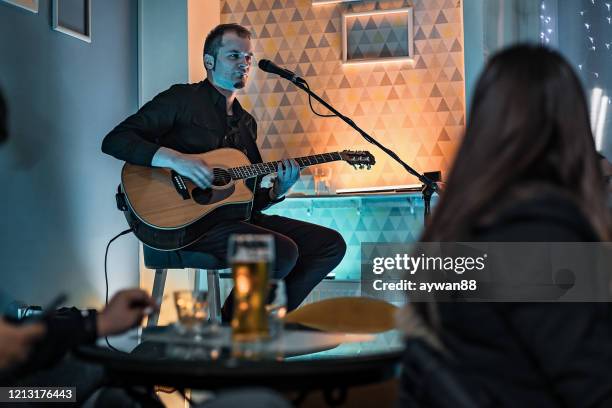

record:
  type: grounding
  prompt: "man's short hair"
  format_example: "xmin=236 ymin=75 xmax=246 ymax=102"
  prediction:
xmin=203 ymin=23 xmax=252 ymax=67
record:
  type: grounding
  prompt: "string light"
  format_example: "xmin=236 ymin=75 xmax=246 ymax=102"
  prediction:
xmin=553 ymin=0 xmax=612 ymax=79
xmin=541 ymin=0 xmax=612 ymax=146
xmin=540 ymin=1 xmax=554 ymax=44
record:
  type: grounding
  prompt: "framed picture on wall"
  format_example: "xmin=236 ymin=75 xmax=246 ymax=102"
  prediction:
xmin=52 ymin=0 xmax=91 ymax=43
xmin=1 ymin=0 xmax=38 ymax=13
xmin=342 ymin=7 xmax=414 ymax=64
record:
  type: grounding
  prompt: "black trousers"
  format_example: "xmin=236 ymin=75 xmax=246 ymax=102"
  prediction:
xmin=184 ymin=214 xmax=347 ymax=315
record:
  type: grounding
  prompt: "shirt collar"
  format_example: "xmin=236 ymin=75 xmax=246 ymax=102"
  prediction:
xmin=203 ymin=78 xmax=244 ymax=118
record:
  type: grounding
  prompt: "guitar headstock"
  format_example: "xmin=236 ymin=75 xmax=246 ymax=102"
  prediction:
xmin=340 ymin=150 xmax=376 ymax=170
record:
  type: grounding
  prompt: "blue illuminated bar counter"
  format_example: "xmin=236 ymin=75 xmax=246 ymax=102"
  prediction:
xmin=263 ymin=191 xmax=436 ymax=281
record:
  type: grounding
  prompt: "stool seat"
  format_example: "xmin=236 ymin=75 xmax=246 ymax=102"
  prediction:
xmin=142 ymin=246 xmax=229 ymax=327
xmin=143 ymin=246 xmax=226 ymax=270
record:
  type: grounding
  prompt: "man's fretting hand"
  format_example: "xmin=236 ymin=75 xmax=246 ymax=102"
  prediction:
xmin=271 ymin=159 xmax=300 ymax=199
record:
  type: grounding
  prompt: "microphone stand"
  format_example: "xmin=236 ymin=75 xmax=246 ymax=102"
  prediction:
xmin=287 ymin=77 xmax=439 ymax=222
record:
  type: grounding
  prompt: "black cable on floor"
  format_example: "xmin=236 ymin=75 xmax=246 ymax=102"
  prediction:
xmin=104 ymin=228 xmax=133 ymax=352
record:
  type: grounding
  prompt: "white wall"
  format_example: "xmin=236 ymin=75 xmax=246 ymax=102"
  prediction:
xmin=138 ymin=0 xmax=189 ymax=106
xmin=137 ymin=0 xmax=220 ymax=324
xmin=188 ymin=0 xmax=220 ymax=83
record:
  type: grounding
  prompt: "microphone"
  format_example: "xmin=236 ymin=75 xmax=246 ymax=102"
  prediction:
xmin=258 ymin=59 xmax=304 ymax=83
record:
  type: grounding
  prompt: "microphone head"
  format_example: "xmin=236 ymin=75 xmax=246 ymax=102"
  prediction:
xmin=257 ymin=59 xmax=300 ymax=83
xmin=258 ymin=59 xmax=272 ymax=71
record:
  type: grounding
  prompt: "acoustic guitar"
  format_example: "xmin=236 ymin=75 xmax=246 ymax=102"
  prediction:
xmin=120 ymin=148 xmax=375 ymax=250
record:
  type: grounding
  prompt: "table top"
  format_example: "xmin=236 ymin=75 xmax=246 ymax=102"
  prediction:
xmin=76 ymin=325 xmax=404 ymax=390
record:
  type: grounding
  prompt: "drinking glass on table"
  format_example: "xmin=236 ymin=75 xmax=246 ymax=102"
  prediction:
xmin=266 ymin=279 xmax=287 ymax=338
xmin=313 ymin=166 xmax=332 ymax=195
xmin=173 ymin=290 xmax=208 ymax=338
xmin=228 ymin=234 xmax=275 ymax=342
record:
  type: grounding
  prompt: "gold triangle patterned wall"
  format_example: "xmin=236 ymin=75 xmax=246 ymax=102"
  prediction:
xmin=221 ymin=0 xmax=465 ymax=192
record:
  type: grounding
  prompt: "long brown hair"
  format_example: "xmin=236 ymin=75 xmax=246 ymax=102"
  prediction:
xmin=422 ymin=45 xmax=611 ymax=241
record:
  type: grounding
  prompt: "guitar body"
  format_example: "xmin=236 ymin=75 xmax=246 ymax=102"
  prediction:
xmin=118 ymin=147 xmax=375 ymax=251
xmin=121 ymin=148 xmax=254 ymax=250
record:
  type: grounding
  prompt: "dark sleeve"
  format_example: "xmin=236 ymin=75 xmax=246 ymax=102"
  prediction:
xmin=7 ymin=308 xmax=97 ymax=379
xmin=499 ymin=302 xmax=612 ymax=407
xmin=481 ymin=219 xmax=612 ymax=406
xmin=250 ymin=119 xmax=285 ymax=213
xmin=101 ymin=85 xmax=183 ymax=166
xmin=44 ymin=307 xmax=98 ymax=348
xmin=252 ymin=185 xmax=285 ymax=213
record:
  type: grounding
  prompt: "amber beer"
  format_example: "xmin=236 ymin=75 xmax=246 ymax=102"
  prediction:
xmin=231 ymin=260 xmax=270 ymax=340
xmin=228 ymin=234 xmax=274 ymax=342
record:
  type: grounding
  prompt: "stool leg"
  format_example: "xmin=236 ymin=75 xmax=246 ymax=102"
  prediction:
xmin=194 ymin=268 xmax=204 ymax=291
xmin=207 ymin=270 xmax=222 ymax=324
xmin=147 ymin=268 xmax=167 ymax=327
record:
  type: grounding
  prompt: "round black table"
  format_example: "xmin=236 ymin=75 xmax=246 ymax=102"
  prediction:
xmin=76 ymin=326 xmax=403 ymax=404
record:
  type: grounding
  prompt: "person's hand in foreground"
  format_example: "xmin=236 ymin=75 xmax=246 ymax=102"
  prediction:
xmin=97 ymin=289 xmax=157 ymax=337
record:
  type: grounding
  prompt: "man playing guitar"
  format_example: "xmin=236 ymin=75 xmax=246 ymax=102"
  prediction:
xmin=102 ymin=23 xmax=347 ymax=318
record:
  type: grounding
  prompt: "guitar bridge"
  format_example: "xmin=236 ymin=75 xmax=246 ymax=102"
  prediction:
xmin=171 ymin=171 xmax=191 ymax=200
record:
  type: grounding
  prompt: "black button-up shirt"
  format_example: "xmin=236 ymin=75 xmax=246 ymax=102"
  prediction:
xmin=102 ymin=79 xmax=279 ymax=214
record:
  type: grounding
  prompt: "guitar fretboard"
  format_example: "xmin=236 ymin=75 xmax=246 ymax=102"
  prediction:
xmin=229 ymin=152 xmax=342 ymax=180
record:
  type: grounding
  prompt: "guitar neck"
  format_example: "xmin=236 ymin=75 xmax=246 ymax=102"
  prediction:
xmin=229 ymin=152 xmax=343 ymax=180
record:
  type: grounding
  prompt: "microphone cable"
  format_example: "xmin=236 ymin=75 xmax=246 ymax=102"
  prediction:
xmin=303 ymin=80 xmax=336 ymax=118
xmin=103 ymin=228 xmax=133 ymax=352
xmin=259 ymin=59 xmax=335 ymax=118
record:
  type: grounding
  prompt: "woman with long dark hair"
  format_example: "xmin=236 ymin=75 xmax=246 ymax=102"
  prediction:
xmin=424 ymin=46 xmax=610 ymax=242
xmin=402 ymin=45 xmax=612 ymax=407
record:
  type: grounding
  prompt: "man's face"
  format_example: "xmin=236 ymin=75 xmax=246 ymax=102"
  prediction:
xmin=207 ymin=31 xmax=254 ymax=92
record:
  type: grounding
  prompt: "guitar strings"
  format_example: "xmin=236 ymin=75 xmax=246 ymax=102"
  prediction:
xmin=228 ymin=154 xmax=341 ymax=173
xmin=220 ymin=152 xmax=347 ymax=180
xmin=208 ymin=151 xmax=366 ymax=184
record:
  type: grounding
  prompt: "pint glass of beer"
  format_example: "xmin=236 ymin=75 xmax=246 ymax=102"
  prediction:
xmin=228 ymin=234 xmax=274 ymax=341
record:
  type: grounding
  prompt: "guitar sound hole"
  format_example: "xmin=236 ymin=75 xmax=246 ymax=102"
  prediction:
xmin=212 ymin=168 xmax=232 ymax=187
xmin=191 ymin=188 xmax=213 ymax=204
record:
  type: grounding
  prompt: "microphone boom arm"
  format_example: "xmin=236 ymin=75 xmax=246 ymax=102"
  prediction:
xmin=286 ymin=76 xmax=439 ymax=221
